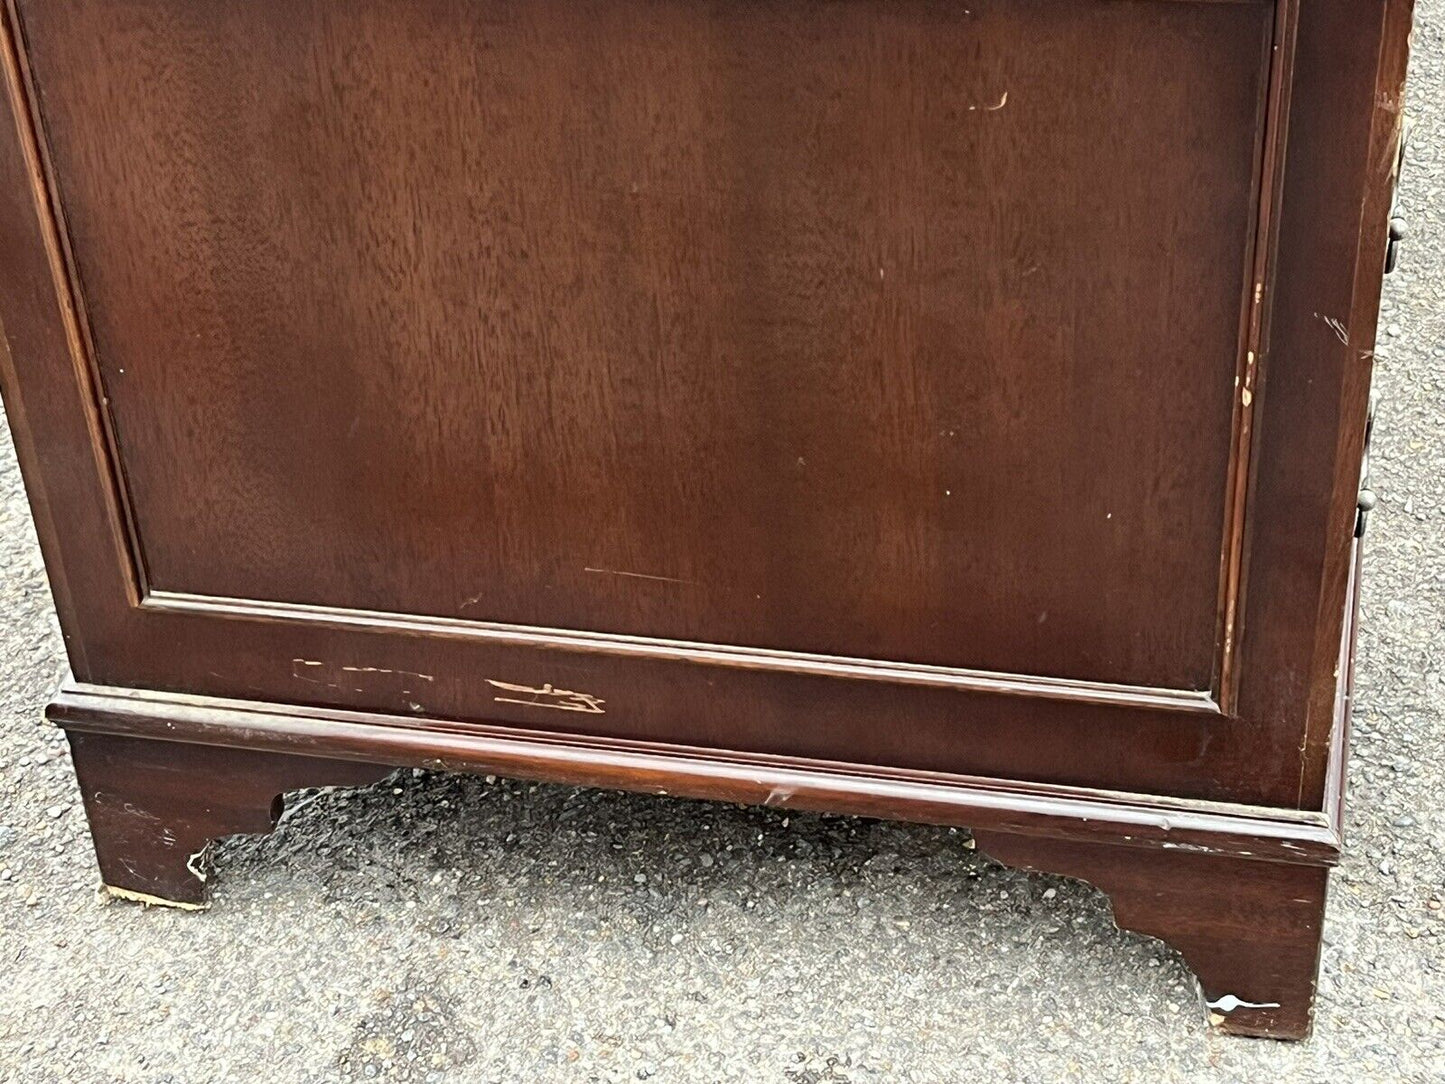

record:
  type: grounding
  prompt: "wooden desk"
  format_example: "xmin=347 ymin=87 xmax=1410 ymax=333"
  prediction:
xmin=0 ymin=0 xmax=1411 ymax=1039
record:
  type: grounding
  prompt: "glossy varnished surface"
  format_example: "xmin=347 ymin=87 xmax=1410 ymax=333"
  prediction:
xmin=0 ymin=0 xmax=1408 ymax=810
xmin=0 ymin=0 xmax=1416 ymax=1036
xmin=18 ymin=0 xmax=1270 ymax=688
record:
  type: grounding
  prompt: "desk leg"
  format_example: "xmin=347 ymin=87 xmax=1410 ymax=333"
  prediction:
xmin=974 ymin=830 xmax=1329 ymax=1040
xmin=64 ymin=730 xmax=389 ymax=910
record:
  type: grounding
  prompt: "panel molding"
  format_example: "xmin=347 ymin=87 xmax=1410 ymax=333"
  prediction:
xmin=0 ymin=0 xmax=146 ymax=608
xmin=1212 ymin=0 xmax=1301 ymax=714
xmin=144 ymin=589 xmax=1222 ymax=714
xmin=5 ymin=0 xmax=1290 ymax=718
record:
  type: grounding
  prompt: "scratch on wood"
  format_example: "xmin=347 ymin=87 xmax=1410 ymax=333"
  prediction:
xmin=969 ymin=90 xmax=1010 ymax=112
xmin=584 ymin=567 xmax=693 ymax=586
xmin=291 ymin=659 xmax=339 ymax=689
xmin=292 ymin=658 xmax=434 ymax=694
xmin=486 ymin=679 xmax=606 ymax=715
xmin=1313 ymin=312 xmax=1350 ymax=344
xmin=186 ymin=844 xmax=211 ymax=884
xmin=1159 ymin=840 xmax=1215 ymax=854
xmin=1207 ymin=994 xmax=1281 ymax=1012
xmin=339 ymin=664 xmax=434 ymax=682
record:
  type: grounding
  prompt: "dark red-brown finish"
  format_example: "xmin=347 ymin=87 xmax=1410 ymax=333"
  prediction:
xmin=18 ymin=0 xmax=1272 ymax=691
xmin=0 ymin=0 xmax=1412 ymax=1042
xmin=973 ymin=830 xmax=1330 ymax=1039
xmin=68 ymin=730 xmax=389 ymax=908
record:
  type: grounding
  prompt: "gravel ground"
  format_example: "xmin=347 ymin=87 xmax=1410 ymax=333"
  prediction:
xmin=3 ymin=13 xmax=1445 ymax=1083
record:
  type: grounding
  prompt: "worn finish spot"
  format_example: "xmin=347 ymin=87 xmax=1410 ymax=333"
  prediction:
xmin=292 ymin=658 xmax=434 ymax=699
xmin=102 ymin=884 xmax=210 ymax=912
xmin=186 ymin=844 xmax=211 ymax=883
xmin=1207 ymin=993 xmax=1281 ymax=1012
xmin=486 ymin=679 xmax=606 ymax=714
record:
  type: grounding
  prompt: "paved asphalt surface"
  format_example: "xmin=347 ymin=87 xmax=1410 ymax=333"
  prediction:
xmin=2 ymin=8 xmax=1444 ymax=1082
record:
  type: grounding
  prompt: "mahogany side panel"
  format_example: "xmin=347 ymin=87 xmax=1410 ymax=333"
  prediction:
xmin=14 ymin=0 xmax=1273 ymax=691
xmin=0 ymin=1 xmax=1412 ymax=808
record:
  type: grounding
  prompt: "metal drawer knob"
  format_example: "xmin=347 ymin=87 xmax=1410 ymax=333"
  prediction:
xmin=1356 ymin=488 xmax=1378 ymax=538
xmin=1385 ymin=216 xmax=1406 ymax=273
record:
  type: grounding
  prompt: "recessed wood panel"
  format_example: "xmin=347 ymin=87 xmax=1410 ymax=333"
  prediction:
xmin=16 ymin=0 xmax=1271 ymax=689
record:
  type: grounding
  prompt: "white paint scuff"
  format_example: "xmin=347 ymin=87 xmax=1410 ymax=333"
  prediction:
xmin=1207 ymin=994 xmax=1281 ymax=1012
xmin=186 ymin=845 xmax=211 ymax=884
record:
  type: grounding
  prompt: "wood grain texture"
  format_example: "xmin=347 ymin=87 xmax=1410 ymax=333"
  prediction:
xmin=1232 ymin=0 xmax=1416 ymax=809
xmin=16 ymin=0 xmax=1271 ymax=690
xmin=0 ymin=0 xmax=1412 ymax=1043
xmin=0 ymin=0 xmax=1407 ymax=825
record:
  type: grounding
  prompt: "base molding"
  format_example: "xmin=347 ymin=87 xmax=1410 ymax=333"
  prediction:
xmin=52 ymin=679 xmax=1343 ymax=1039
xmin=50 ymin=679 xmax=1341 ymax=866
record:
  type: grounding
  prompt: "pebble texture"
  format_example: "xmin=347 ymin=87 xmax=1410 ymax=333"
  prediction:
xmin=2 ymin=7 xmax=1444 ymax=1078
